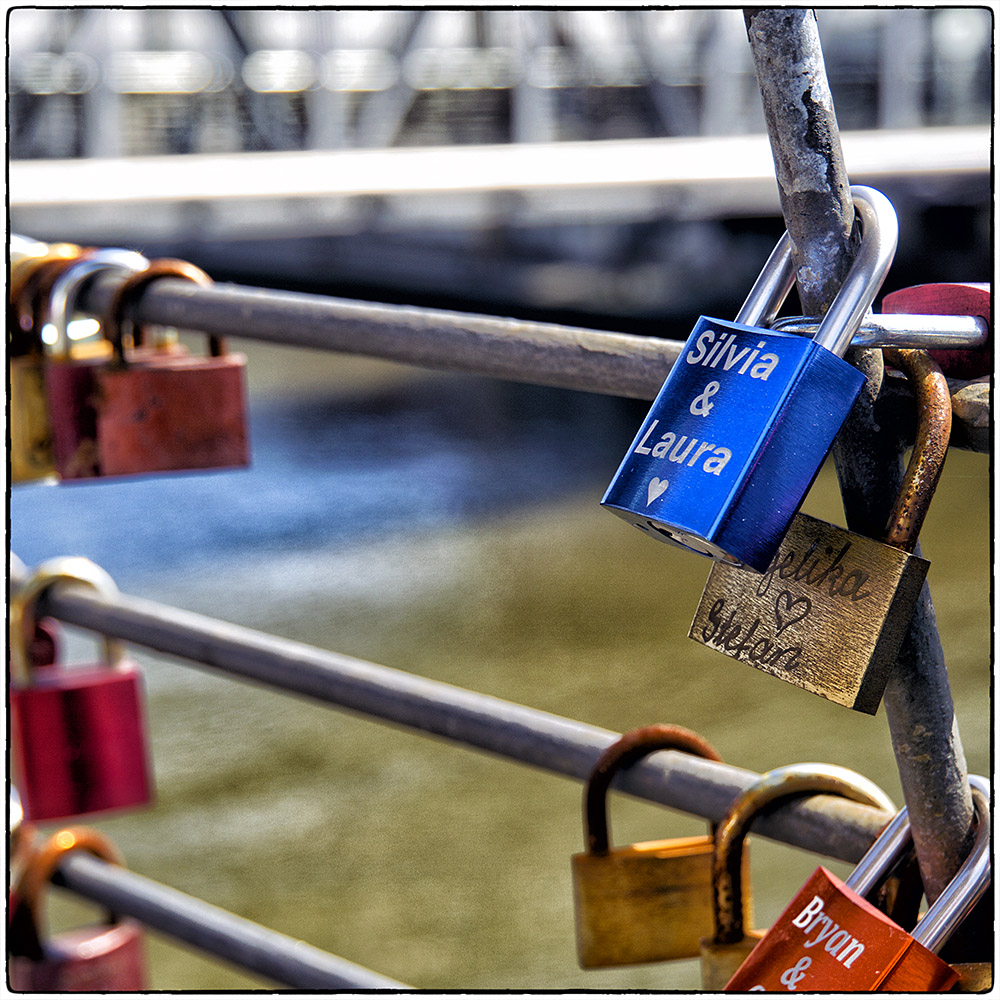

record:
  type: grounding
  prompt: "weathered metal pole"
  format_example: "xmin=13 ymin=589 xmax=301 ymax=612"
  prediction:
xmin=743 ymin=8 xmax=855 ymax=314
xmin=743 ymin=8 xmax=974 ymax=905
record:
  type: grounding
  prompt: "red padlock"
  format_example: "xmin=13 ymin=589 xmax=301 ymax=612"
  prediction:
xmin=725 ymin=775 xmax=991 ymax=992
xmin=8 ymin=826 xmax=148 ymax=991
xmin=881 ymin=282 xmax=990 ymax=380
xmin=94 ymin=258 xmax=249 ymax=478
xmin=42 ymin=250 xmax=150 ymax=479
xmin=10 ymin=557 xmax=154 ymax=822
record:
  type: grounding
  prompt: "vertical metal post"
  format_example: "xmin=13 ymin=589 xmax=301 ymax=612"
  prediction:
xmin=743 ymin=7 xmax=974 ymax=904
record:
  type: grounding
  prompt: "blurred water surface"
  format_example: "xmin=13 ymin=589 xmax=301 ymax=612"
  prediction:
xmin=10 ymin=345 xmax=990 ymax=990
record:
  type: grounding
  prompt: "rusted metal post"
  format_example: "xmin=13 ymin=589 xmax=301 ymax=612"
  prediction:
xmin=743 ymin=8 xmax=855 ymax=314
xmin=743 ymin=8 xmax=974 ymax=904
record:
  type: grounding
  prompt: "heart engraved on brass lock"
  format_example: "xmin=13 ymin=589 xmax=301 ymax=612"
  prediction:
xmin=699 ymin=763 xmax=895 ymax=991
xmin=689 ymin=348 xmax=951 ymax=714
xmin=571 ymin=724 xmax=751 ymax=967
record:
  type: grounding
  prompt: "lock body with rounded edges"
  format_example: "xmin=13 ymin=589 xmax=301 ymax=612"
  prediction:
xmin=724 ymin=775 xmax=990 ymax=992
xmin=602 ymin=186 xmax=896 ymax=572
xmin=689 ymin=348 xmax=948 ymax=714
xmin=571 ymin=725 xmax=752 ymax=967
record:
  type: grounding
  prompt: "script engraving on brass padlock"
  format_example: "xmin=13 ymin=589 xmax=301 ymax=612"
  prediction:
xmin=689 ymin=513 xmax=928 ymax=714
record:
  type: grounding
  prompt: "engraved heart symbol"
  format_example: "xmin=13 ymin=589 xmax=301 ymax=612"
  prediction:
xmin=774 ymin=591 xmax=812 ymax=635
xmin=646 ymin=477 xmax=669 ymax=506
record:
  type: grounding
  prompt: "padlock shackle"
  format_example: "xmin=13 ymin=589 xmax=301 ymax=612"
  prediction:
xmin=8 ymin=826 xmax=125 ymax=960
xmin=711 ymin=763 xmax=894 ymax=945
xmin=811 ymin=186 xmax=898 ymax=357
xmin=914 ymin=776 xmax=990 ymax=953
xmin=583 ymin=725 xmax=723 ymax=856
xmin=46 ymin=249 xmax=149 ymax=359
xmin=843 ymin=774 xmax=990 ymax=955
xmin=734 ymin=186 xmax=897 ymax=357
xmin=9 ymin=246 xmax=91 ymax=351
xmin=104 ymin=258 xmax=219 ymax=364
xmin=880 ymin=348 xmax=952 ymax=553
xmin=734 ymin=231 xmax=797 ymax=329
xmin=9 ymin=557 xmax=125 ymax=686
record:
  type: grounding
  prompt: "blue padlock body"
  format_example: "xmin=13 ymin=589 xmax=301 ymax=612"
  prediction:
xmin=601 ymin=316 xmax=866 ymax=571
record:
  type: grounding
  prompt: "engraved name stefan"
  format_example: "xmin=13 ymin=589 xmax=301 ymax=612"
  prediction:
xmin=697 ymin=536 xmax=874 ymax=673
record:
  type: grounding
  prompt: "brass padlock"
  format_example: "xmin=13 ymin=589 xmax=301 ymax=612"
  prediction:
xmin=699 ymin=762 xmax=894 ymax=990
xmin=9 ymin=244 xmax=89 ymax=483
xmin=950 ymin=963 xmax=993 ymax=992
xmin=571 ymin=724 xmax=750 ymax=967
xmin=689 ymin=348 xmax=950 ymax=714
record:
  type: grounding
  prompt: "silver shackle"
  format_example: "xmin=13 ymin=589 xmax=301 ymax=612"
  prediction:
xmin=845 ymin=773 xmax=991 ymax=954
xmin=46 ymin=248 xmax=148 ymax=358
xmin=734 ymin=185 xmax=898 ymax=357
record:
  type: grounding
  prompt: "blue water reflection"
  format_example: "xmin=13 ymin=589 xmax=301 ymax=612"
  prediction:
xmin=10 ymin=378 xmax=637 ymax=586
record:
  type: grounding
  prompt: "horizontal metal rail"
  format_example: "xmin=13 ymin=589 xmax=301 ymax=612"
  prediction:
xmin=72 ymin=273 xmax=990 ymax=450
xmin=9 ymin=560 xmax=891 ymax=865
xmin=48 ymin=852 xmax=407 ymax=989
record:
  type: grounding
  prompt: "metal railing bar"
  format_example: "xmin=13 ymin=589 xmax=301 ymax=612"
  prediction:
xmin=49 ymin=851 xmax=408 ymax=990
xmin=9 ymin=561 xmax=891 ymax=865
xmin=79 ymin=275 xmax=684 ymax=401
xmin=74 ymin=273 xmax=990 ymax=449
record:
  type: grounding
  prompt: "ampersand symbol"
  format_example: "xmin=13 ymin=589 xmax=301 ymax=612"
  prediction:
xmin=690 ymin=380 xmax=720 ymax=416
xmin=780 ymin=955 xmax=812 ymax=990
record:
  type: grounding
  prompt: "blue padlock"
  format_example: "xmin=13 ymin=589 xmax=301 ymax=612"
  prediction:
xmin=602 ymin=186 xmax=898 ymax=572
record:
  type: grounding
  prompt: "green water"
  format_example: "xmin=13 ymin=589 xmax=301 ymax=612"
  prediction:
xmin=41 ymin=399 xmax=989 ymax=990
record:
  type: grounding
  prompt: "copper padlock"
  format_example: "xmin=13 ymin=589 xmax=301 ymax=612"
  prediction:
xmin=571 ymin=724 xmax=751 ymax=966
xmin=91 ymin=259 xmax=249 ymax=478
xmin=882 ymin=282 xmax=990 ymax=380
xmin=10 ymin=557 xmax=154 ymax=822
xmin=726 ymin=774 xmax=990 ymax=992
xmin=8 ymin=826 xmax=148 ymax=991
xmin=690 ymin=348 xmax=949 ymax=714
xmin=700 ymin=762 xmax=895 ymax=990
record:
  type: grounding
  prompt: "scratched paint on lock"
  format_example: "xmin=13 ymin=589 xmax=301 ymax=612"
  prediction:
xmin=602 ymin=318 xmax=827 ymax=545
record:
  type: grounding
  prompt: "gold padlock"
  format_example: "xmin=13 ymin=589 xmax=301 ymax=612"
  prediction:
xmin=699 ymin=762 xmax=895 ymax=990
xmin=8 ymin=245 xmax=88 ymax=483
xmin=689 ymin=348 xmax=950 ymax=714
xmin=571 ymin=724 xmax=750 ymax=967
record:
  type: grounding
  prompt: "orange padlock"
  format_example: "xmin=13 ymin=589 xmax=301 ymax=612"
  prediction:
xmin=725 ymin=774 xmax=990 ymax=992
xmin=8 ymin=826 xmax=148 ymax=991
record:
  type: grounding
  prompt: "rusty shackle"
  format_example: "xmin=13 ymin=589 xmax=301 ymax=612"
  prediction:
xmin=105 ymin=258 xmax=218 ymax=363
xmin=584 ymin=724 xmax=723 ymax=856
xmin=880 ymin=348 xmax=952 ymax=553
xmin=9 ymin=826 xmax=125 ymax=961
